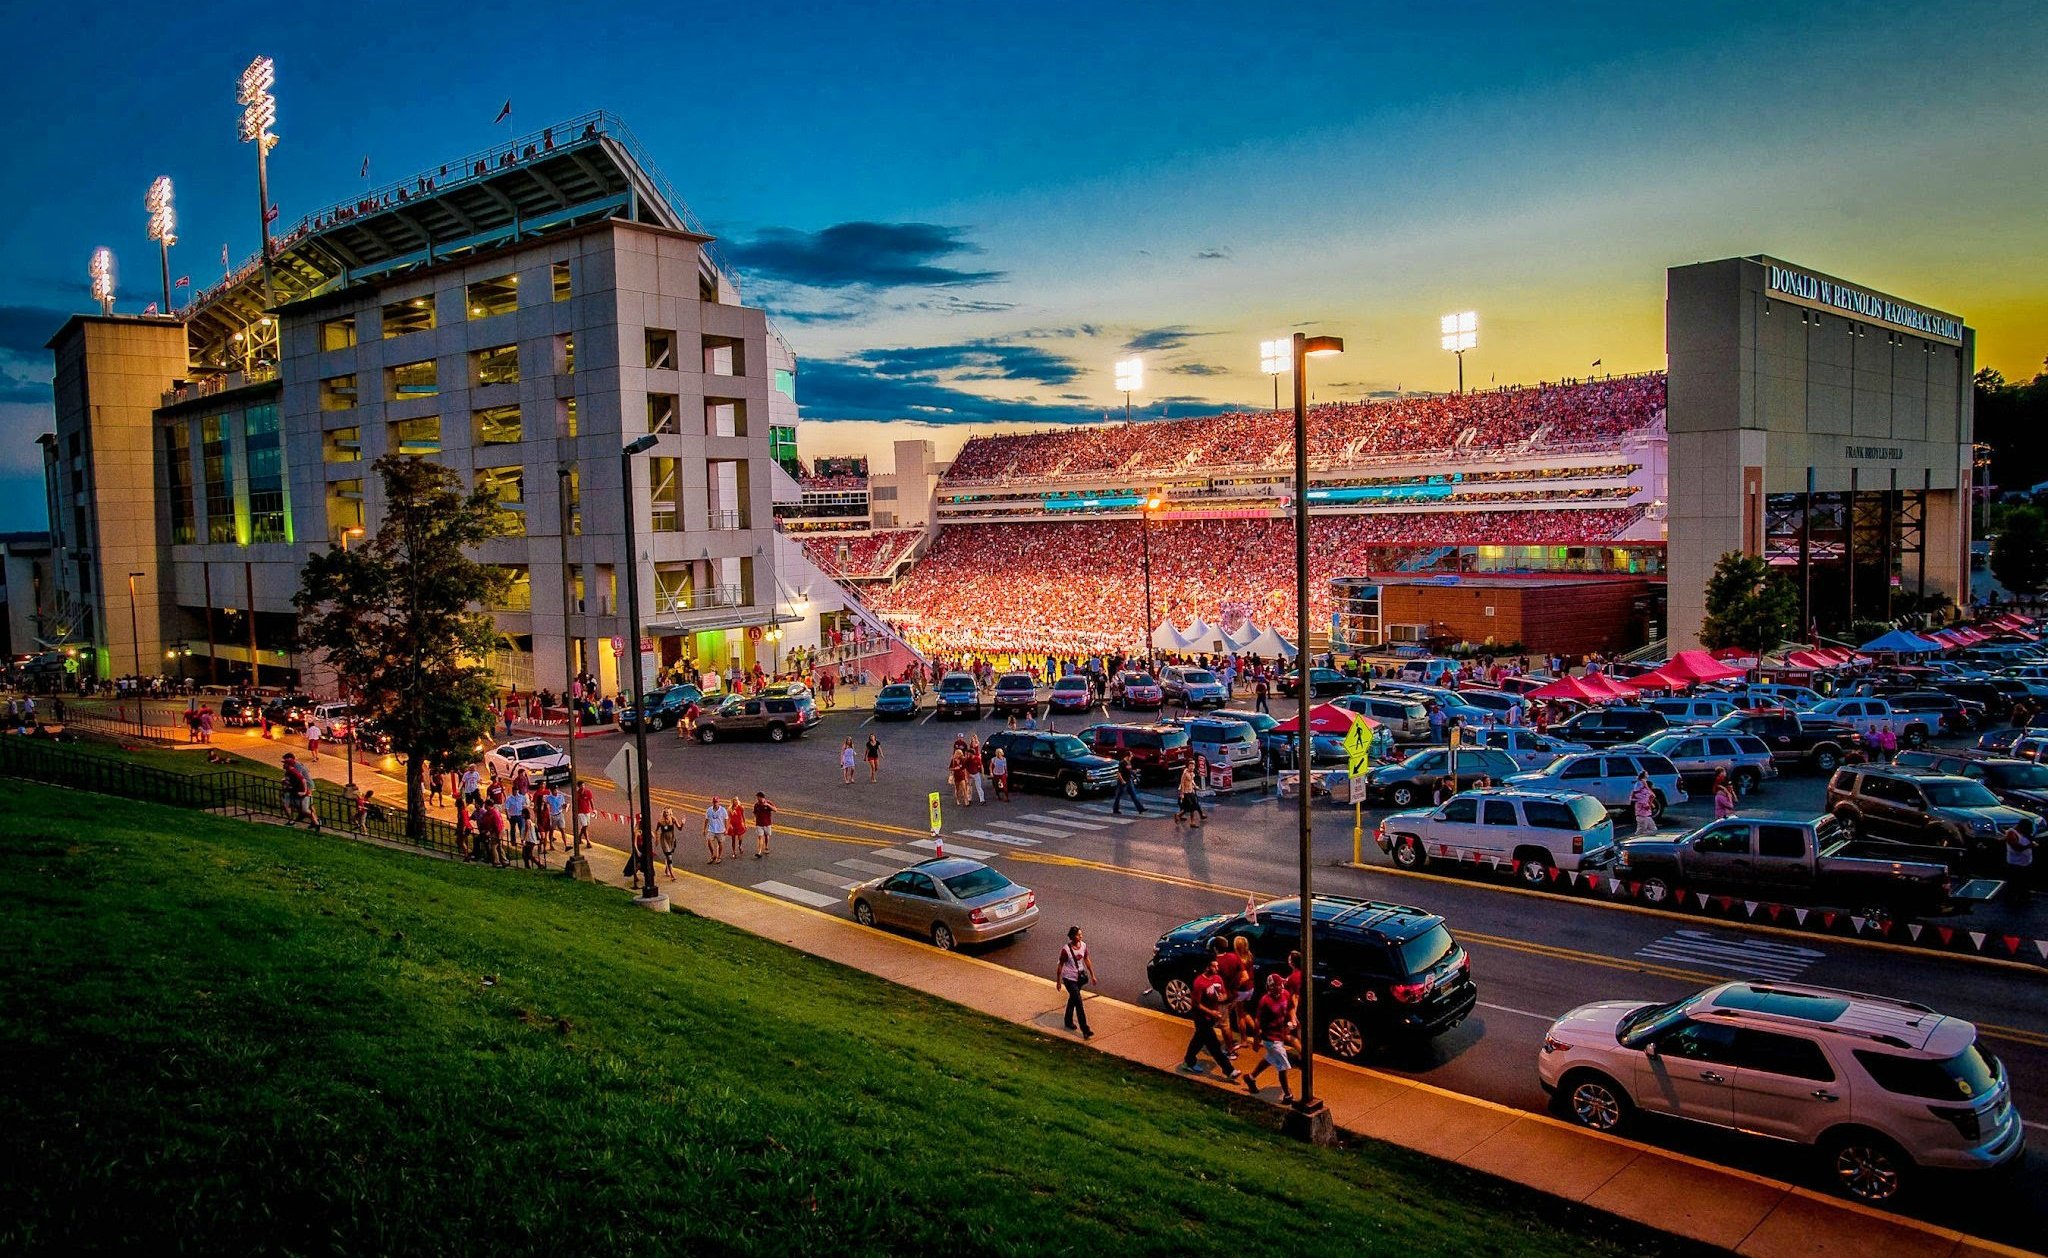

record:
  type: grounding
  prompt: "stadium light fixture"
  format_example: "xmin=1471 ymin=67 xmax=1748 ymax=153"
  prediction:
xmin=238 ymin=56 xmax=279 ymax=301
xmin=1260 ymin=339 xmax=1288 ymax=411
xmin=1440 ymin=311 xmax=1477 ymax=394
xmin=1114 ymin=356 xmax=1143 ymax=421
xmin=146 ymin=177 xmax=177 ymax=314
xmin=89 ymin=247 xmax=114 ymax=315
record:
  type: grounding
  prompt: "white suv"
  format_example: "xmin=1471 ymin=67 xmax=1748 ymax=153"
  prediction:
xmin=1375 ymin=788 xmax=1614 ymax=886
xmin=1505 ymin=750 xmax=1687 ymax=821
xmin=1539 ymin=981 xmax=2026 ymax=1203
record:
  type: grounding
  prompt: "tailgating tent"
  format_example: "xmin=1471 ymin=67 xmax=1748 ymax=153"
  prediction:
xmin=1522 ymin=674 xmax=1616 ymax=703
xmin=1583 ymin=672 xmax=1641 ymax=701
xmin=1181 ymin=618 xmax=1216 ymax=651
xmin=1709 ymin=647 xmax=1759 ymax=669
xmin=1220 ymin=623 xmax=1261 ymax=654
xmin=1150 ymin=618 xmax=1197 ymax=652
xmin=1860 ymin=628 xmax=1944 ymax=654
xmin=1269 ymin=702 xmax=1371 ymax=735
xmin=1244 ymin=627 xmax=1297 ymax=658
xmin=1619 ymin=667 xmax=1684 ymax=693
xmin=1659 ymin=649 xmax=1747 ymax=683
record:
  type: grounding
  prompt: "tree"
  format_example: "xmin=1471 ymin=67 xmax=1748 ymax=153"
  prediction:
xmin=1990 ymin=505 xmax=2048 ymax=599
xmin=296 ymin=455 xmax=512 ymax=839
xmin=1698 ymin=551 xmax=1800 ymax=653
xmin=1976 ymin=358 xmax=2048 ymax=497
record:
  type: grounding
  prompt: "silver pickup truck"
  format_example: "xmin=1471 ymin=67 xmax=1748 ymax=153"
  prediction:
xmin=1613 ymin=813 xmax=1951 ymax=920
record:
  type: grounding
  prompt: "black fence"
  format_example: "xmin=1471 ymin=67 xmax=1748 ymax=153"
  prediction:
xmin=0 ymin=738 xmax=461 ymax=858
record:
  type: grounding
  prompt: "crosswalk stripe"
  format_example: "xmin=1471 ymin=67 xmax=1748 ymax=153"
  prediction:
xmin=1633 ymin=947 xmax=1810 ymax=980
xmin=753 ymin=880 xmax=840 ymax=908
xmin=866 ymin=848 xmax=924 ymax=864
xmin=795 ymin=869 xmax=860 ymax=891
xmin=836 ymin=857 xmax=899 ymax=876
xmin=1073 ymin=805 xmax=1140 ymax=824
xmin=953 ymin=828 xmax=1042 ymax=847
xmin=977 ymin=820 xmax=1078 ymax=838
xmin=1017 ymin=812 xmax=1107 ymax=831
xmin=908 ymin=838 xmax=996 ymax=859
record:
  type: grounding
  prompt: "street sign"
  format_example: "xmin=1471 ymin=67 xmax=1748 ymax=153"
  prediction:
xmin=928 ymin=791 xmax=942 ymax=836
xmin=1344 ymin=720 xmax=1374 ymax=775
xmin=639 ymin=636 xmax=654 ymax=654
xmin=609 ymin=634 xmax=625 ymax=656
xmin=603 ymin=744 xmax=640 ymax=798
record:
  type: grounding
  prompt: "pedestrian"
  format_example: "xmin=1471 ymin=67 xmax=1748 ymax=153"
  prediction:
xmin=520 ymin=805 xmax=542 ymax=868
xmin=505 ymin=779 xmax=529 ymax=849
xmin=1180 ymin=957 xmax=1241 ymax=1079
xmin=1112 ymin=749 xmax=1145 ymax=815
xmin=704 ymin=795 xmax=728 ymax=864
xmin=1242 ymin=972 xmax=1297 ymax=1103
xmin=543 ymin=784 xmax=566 ymax=851
xmin=574 ymin=781 xmax=595 ymax=847
xmin=1227 ymin=935 xmax=1259 ymax=1038
xmin=726 ymin=794 xmax=747 ymax=861
xmin=461 ymin=764 xmax=482 ymax=806
xmin=1175 ymin=761 xmax=1206 ymax=829
xmin=1712 ymin=770 xmax=1738 ymax=819
xmin=865 ymin=731 xmax=882 ymax=782
xmin=753 ymin=791 xmax=776 ymax=858
xmin=841 ymin=737 xmax=858 ymax=785
xmin=965 ymin=736 xmax=986 ymax=806
xmin=949 ymin=746 xmax=971 ymax=807
xmin=1054 ymin=926 xmax=1095 ymax=1039
xmin=305 ymin=718 xmax=322 ymax=761
xmin=281 ymin=752 xmax=318 ymax=830
xmin=342 ymin=780 xmax=362 ymax=829
xmin=989 ymin=743 xmax=1009 ymax=800
xmin=1630 ymin=771 xmax=1657 ymax=836
xmin=657 ymin=808 xmax=679 ymax=879
xmin=2004 ymin=824 xmax=2035 ymax=905
xmin=1254 ymin=674 xmax=1270 ymax=715
xmin=679 ymin=697 xmax=700 ymax=740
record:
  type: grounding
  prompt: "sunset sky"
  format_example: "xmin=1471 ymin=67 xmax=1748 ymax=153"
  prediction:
xmin=0 ymin=0 xmax=2042 ymax=517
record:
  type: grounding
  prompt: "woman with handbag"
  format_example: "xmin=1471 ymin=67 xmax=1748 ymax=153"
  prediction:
xmin=1054 ymin=926 xmax=1095 ymax=1039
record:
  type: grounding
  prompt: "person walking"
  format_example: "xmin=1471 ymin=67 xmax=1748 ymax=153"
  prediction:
xmin=1112 ymin=749 xmax=1145 ymax=815
xmin=1630 ymin=771 xmax=1658 ymax=836
xmin=1054 ymin=926 xmax=1095 ymax=1039
xmin=703 ymin=795 xmax=728 ymax=864
xmin=574 ymin=781 xmax=595 ymax=849
xmin=965 ymin=736 xmax=986 ymax=806
xmin=841 ymin=737 xmax=858 ymax=785
xmin=1180 ymin=957 xmax=1241 ymax=1079
xmin=1254 ymin=674 xmax=1270 ymax=715
xmin=988 ymin=743 xmax=1009 ymax=800
xmin=1712 ymin=770 xmax=1738 ymax=819
xmin=949 ymin=745 xmax=971 ymax=807
xmin=656 ymin=808 xmax=679 ymax=879
xmin=752 ymin=791 xmax=776 ymax=858
xmin=542 ymin=783 xmax=566 ymax=851
xmin=1175 ymin=761 xmax=1207 ymax=829
xmin=864 ymin=731 xmax=882 ymax=782
xmin=304 ymin=718 xmax=322 ymax=762
xmin=726 ymin=794 xmax=747 ymax=861
xmin=1242 ymin=972 xmax=1298 ymax=1103
xmin=2004 ymin=824 xmax=2036 ymax=906
xmin=281 ymin=752 xmax=318 ymax=830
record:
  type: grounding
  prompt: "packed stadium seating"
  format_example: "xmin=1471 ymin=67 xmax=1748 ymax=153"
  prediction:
xmin=798 ymin=529 xmax=922 ymax=579
xmin=941 ymin=374 xmax=1664 ymax=484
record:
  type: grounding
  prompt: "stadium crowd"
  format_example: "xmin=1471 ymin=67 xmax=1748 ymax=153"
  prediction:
xmin=941 ymin=374 xmax=1665 ymax=484
xmin=798 ymin=529 xmax=923 ymax=580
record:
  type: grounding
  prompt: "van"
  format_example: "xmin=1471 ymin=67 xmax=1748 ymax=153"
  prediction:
xmin=1076 ymin=722 xmax=1191 ymax=782
xmin=1177 ymin=716 xmax=1262 ymax=772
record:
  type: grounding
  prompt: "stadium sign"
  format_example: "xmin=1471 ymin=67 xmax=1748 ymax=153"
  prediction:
xmin=1764 ymin=264 xmax=1963 ymax=344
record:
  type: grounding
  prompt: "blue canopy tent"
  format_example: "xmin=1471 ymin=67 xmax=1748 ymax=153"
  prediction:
xmin=1858 ymin=628 xmax=1944 ymax=654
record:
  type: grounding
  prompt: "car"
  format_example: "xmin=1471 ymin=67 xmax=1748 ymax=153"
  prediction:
xmin=871 ymin=682 xmax=919 ymax=719
xmin=760 ymin=681 xmax=813 ymax=700
xmin=352 ymin=718 xmax=395 ymax=756
xmin=1893 ymin=748 xmax=2048 ymax=818
xmin=1711 ymin=709 xmax=1861 ymax=772
xmin=1466 ymin=726 xmax=1591 ymax=771
xmin=1076 ymin=722 xmax=1190 ymax=782
xmin=1636 ymin=730 xmax=1778 ymax=795
xmin=1552 ymin=707 xmax=1670 ymax=748
xmin=1047 ymin=675 xmax=1098 ymax=714
xmin=1146 ymin=895 xmax=1478 ymax=1061
xmin=1334 ymin=692 xmax=1431 ymax=742
xmin=1450 ymin=688 xmax=1525 ymax=718
xmin=1883 ymin=690 xmax=1984 ymax=734
xmin=309 ymin=700 xmax=357 ymax=737
xmin=1974 ymin=725 xmax=2047 ymax=755
xmin=1824 ymin=765 xmax=2038 ymax=867
xmin=1506 ymin=750 xmax=1687 ymax=820
xmin=485 ymin=737 xmax=571 ymax=786
xmin=984 ymin=730 xmax=1120 ymax=799
xmin=1109 ymin=671 xmax=1164 ymax=710
xmin=1644 ymin=696 xmax=1740 ymax=728
xmin=934 ymin=672 xmax=982 ymax=718
xmin=262 ymin=692 xmax=318 ymax=730
xmin=1376 ymin=788 xmax=1615 ymax=885
xmin=1804 ymin=697 xmax=1933 ymax=747
xmin=617 ymin=683 xmax=704 ymax=731
xmin=1262 ymin=723 xmax=1348 ymax=768
xmin=992 ymin=672 xmax=1040 ymax=716
xmin=846 ymin=857 xmax=1038 ymax=951
xmin=1362 ymin=746 xmax=1521 ymax=808
xmin=1932 ymin=679 xmax=2012 ymax=724
xmin=1539 ymin=981 xmax=2025 ymax=1203
xmin=1279 ymin=667 xmax=1363 ymax=699
xmin=1171 ymin=715 xmax=1263 ymax=774
xmin=693 ymin=693 xmax=821 ymax=743
xmin=1160 ymin=665 xmax=1229 ymax=708
xmin=1730 ymin=683 xmax=1828 ymax=711
xmin=1371 ymin=681 xmax=1492 ymax=726
xmin=218 ymin=696 xmax=262 ymax=728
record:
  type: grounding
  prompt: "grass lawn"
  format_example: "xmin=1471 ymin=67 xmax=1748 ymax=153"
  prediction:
xmin=60 ymin=734 xmax=269 ymax=776
xmin=0 ymin=785 xmax=1706 ymax=1256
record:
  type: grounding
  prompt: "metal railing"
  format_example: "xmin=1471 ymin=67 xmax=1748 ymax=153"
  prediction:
xmin=705 ymin=509 xmax=745 ymax=531
xmin=659 ymin=584 xmax=746 ymax=613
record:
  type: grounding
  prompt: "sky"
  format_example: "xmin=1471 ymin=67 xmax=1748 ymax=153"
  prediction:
xmin=0 ymin=0 xmax=2043 ymax=521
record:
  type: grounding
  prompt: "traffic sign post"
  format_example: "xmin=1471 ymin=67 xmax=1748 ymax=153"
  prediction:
xmin=928 ymin=791 xmax=943 ymax=856
xmin=1344 ymin=720 xmax=1375 ymax=863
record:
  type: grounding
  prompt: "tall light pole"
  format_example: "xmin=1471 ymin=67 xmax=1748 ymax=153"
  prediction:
xmin=1440 ymin=311 xmax=1476 ymax=395
xmin=1115 ymin=357 xmax=1143 ymax=422
xmin=237 ymin=56 xmax=278 ymax=303
xmin=1140 ymin=493 xmax=1162 ymax=667
xmin=1260 ymin=339 xmax=1287 ymax=413
xmin=126 ymin=570 xmax=146 ymax=681
xmin=1291 ymin=330 xmax=1343 ymax=1141
xmin=619 ymin=433 xmax=661 ymax=901
xmin=335 ymin=527 xmax=365 ymax=788
xmin=89 ymin=248 xmax=115 ymax=316
xmin=146 ymin=177 xmax=177 ymax=314
xmin=558 ymin=464 xmax=590 ymax=880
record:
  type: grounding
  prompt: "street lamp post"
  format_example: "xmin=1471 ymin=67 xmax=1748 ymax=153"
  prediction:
xmin=558 ymin=463 xmax=590 ymax=880
xmin=764 ymin=627 xmax=784 ymax=676
xmin=1140 ymin=494 xmax=1161 ymax=667
xmin=126 ymin=571 xmax=146 ymax=682
xmin=1440 ymin=312 xmax=1477 ymax=395
xmin=619 ymin=434 xmax=661 ymax=901
xmin=336 ymin=526 xmax=365 ymax=788
xmin=1290 ymin=330 xmax=1343 ymax=1142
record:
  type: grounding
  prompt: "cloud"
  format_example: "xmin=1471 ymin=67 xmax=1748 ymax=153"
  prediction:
xmin=1175 ymin=362 xmax=1230 ymax=377
xmin=0 ymin=400 xmax=55 ymax=476
xmin=727 ymin=221 xmax=1003 ymax=290
xmin=851 ymin=341 xmax=1082 ymax=388
xmin=798 ymin=359 xmax=1103 ymax=427
xmin=0 ymin=366 xmax=51 ymax=402
xmin=1013 ymin=325 xmax=1102 ymax=340
xmin=0 ymin=305 xmax=69 ymax=356
xmin=1123 ymin=325 xmax=1208 ymax=353
xmin=1194 ymin=248 xmax=1231 ymax=260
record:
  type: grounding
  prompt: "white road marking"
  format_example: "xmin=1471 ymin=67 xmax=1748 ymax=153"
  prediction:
xmin=908 ymin=838 xmax=995 ymax=859
xmin=836 ymin=857 xmax=899 ymax=876
xmin=865 ymin=848 xmax=924 ymax=864
xmin=1017 ymin=812 xmax=1107 ymax=831
xmin=978 ymin=821 xmax=1079 ymax=838
xmin=1635 ymin=929 xmax=1825 ymax=981
xmin=1477 ymin=1001 xmax=1557 ymax=1022
xmin=753 ymin=880 xmax=840 ymax=908
xmin=953 ymin=828 xmax=1043 ymax=847
xmin=1074 ymin=806 xmax=1140 ymax=824
xmin=794 ymin=869 xmax=860 ymax=891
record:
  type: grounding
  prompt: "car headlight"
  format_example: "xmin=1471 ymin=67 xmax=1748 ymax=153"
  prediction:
xmin=1971 ymin=818 xmax=1997 ymax=833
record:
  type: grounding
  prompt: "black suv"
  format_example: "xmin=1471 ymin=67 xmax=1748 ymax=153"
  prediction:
xmin=991 ymin=673 xmax=1039 ymax=717
xmin=984 ymin=730 xmax=1119 ymax=799
xmin=1280 ymin=667 xmax=1364 ymax=699
xmin=934 ymin=672 xmax=982 ymax=719
xmin=1825 ymin=764 xmax=2037 ymax=868
xmin=1552 ymin=707 xmax=1668 ymax=748
xmin=618 ymin=683 xmax=703 ymax=731
xmin=1146 ymin=895 xmax=1477 ymax=1062
xmin=1893 ymin=748 xmax=2048 ymax=819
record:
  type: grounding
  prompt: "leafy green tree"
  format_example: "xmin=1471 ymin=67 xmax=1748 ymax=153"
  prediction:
xmin=296 ymin=455 xmax=511 ymax=838
xmin=1698 ymin=551 xmax=1800 ymax=653
xmin=1990 ymin=505 xmax=2048 ymax=598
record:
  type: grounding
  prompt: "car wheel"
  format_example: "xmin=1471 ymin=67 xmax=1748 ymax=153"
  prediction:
xmin=1735 ymin=768 xmax=1761 ymax=796
xmin=1812 ymin=747 xmax=1840 ymax=772
xmin=1393 ymin=834 xmax=1427 ymax=869
xmin=1856 ymin=905 xmax=1895 ymax=933
xmin=1825 ymin=1130 xmax=1909 ymax=1203
xmin=1518 ymin=855 xmax=1553 ymax=887
xmin=930 ymin=922 xmax=956 ymax=951
xmin=1833 ymin=808 xmax=1858 ymax=838
xmin=1562 ymin=1071 xmax=1633 ymax=1133
xmin=1650 ymin=790 xmax=1667 ymax=822
xmin=1322 ymin=1014 xmax=1367 ymax=1062
xmin=1639 ymin=876 xmax=1671 ymax=904
xmin=767 ymin=723 xmax=788 ymax=743
xmin=1160 ymin=975 xmax=1196 ymax=1015
xmin=1061 ymin=777 xmax=1082 ymax=800
xmin=852 ymin=900 xmax=875 ymax=927
xmin=697 ymin=727 xmax=716 ymax=744
xmin=1389 ymin=784 xmax=1417 ymax=808
xmin=1903 ymin=726 xmax=1927 ymax=749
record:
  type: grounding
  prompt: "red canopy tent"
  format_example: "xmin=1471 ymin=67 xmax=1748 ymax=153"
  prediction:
xmin=1522 ymin=674 xmax=1615 ymax=703
xmin=1269 ymin=702 xmax=1372 ymax=735
xmin=1581 ymin=673 xmax=1642 ymax=701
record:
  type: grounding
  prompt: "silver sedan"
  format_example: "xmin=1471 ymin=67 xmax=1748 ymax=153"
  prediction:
xmin=847 ymin=857 xmax=1039 ymax=951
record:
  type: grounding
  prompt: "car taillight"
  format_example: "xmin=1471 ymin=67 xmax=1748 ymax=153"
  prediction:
xmin=1389 ymin=980 xmax=1430 ymax=1004
xmin=1023 ymin=893 xmax=1037 ymax=910
xmin=1541 ymin=1035 xmax=1567 ymax=1054
xmin=1928 ymin=1104 xmax=1983 ymax=1141
xmin=1572 ymin=835 xmax=1584 ymax=854
xmin=968 ymin=908 xmax=988 ymax=925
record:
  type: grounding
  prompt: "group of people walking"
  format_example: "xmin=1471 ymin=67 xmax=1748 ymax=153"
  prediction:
xmin=1180 ymin=936 xmax=1305 ymax=1104
xmin=654 ymin=792 xmax=778 ymax=870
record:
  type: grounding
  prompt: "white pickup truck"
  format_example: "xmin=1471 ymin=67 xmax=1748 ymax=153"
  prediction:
xmin=1802 ymin=697 xmax=1937 ymax=748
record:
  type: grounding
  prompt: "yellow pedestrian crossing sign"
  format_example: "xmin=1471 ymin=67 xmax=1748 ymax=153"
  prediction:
xmin=928 ymin=791 xmax=943 ymax=835
xmin=1344 ymin=720 xmax=1374 ymax=775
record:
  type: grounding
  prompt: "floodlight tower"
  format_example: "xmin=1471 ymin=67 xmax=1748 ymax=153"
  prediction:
xmin=1259 ymin=339 xmax=1287 ymax=412
xmin=89 ymin=248 xmax=114 ymax=315
xmin=1440 ymin=311 xmax=1477 ymax=394
xmin=146 ymin=177 xmax=177 ymax=314
xmin=1114 ymin=356 xmax=1143 ymax=422
xmin=237 ymin=56 xmax=278 ymax=300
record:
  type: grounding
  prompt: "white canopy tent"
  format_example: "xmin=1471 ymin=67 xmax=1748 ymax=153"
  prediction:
xmin=1181 ymin=618 xmax=1216 ymax=652
xmin=1150 ymin=618 xmax=1197 ymax=652
xmin=1244 ymin=627 xmax=1297 ymax=658
xmin=1220 ymin=623 xmax=1261 ymax=654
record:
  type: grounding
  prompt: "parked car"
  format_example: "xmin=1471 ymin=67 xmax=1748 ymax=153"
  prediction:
xmin=1047 ymin=675 xmax=1098 ymax=714
xmin=1362 ymin=746 xmax=1521 ymax=808
xmin=1883 ymin=690 xmax=1984 ymax=735
xmin=1932 ymin=679 xmax=2013 ymax=724
xmin=1974 ymin=725 xmax=2046 ymax=755
xmin=934 ymin=672 xmax=982 ymax=719
xmin=1825 ymin=765 xmax=2037 ymax=867
xmin=1636 ymin=730 xmax=1778 ymax=795
xmin=1376 ymin=789 xmax=1615 ymax=885
xmin=1644 ymin=696 xmax=1740 ymax=728
xmin=992 ymin=673 xmax=1040 ymax=717
xmin=1506 ymin=750 xmax=1687 ymax=820
xmin=1109 ymin=671 xmax=1165 ymax=710
xmin=1893 ymin=748 xmax=2048 ymax=818
xmin=1711 ymin=709 xmax=1860 ymax=772
xmin=1171 ymin=715 xmax=1263 ymax=773
xmin=871 ymin=682 xmax=919 ymax=719
xmin=983 ymin=730 xmax=1119 ymax=799
xmin=617 ymin=683 xmax=704 ymax=731
xmin=1539 ymin=981 xmax=2025 ymax=1203
xmin=1335 ymin=692 xmax=1431 ymax=743
xmin=1451 ymin=688 xmax=1525 ymax=719
xmin=846 ymin=856 xmax=1038 ymax=951
xmin=1804 ymin=697 xmax=1933 ymax=747
xmin=1614 ymin=813 xmax=1951 ymax=917
xmin=1729 ymin=683 xmax=1828 ymax=711
xmin=1076 ymin=722 xmax=1191 ymax=782
xmin=1146 ymin=895 xmax=1478 ymax=1061
xmin=485 ymin=737 xmax=571 ymax=786
xmin=693 ymin=693 xmax=821 ymax=743
xmin=1279 ymin=667 xmax=1363 ymax=699
xmin=218 ymin=696 xmax=262 ymax=728
xmin=262 ymin=693 xmax=317 ymax=730
xmin=352 ymin=718 xmax=395 ymax=756
xmin=1466 ymin=727 xmax=1590 ymax=771
xmin=1160 ymin=665 xmax=1229 ymax=708
xmin=1552 ymin=707 xmax=1669 ymax=748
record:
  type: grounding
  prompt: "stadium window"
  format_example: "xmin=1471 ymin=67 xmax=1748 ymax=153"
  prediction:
xmin=649 ymin=457 xmax=678 ymax=532
xmin=472 ymin=404 xmax=523 ymax=447
xmin=326 ymin=478 xmax=363 ymax=540
xmin=645 ymin=329 xmax=677 ymax=370
xmin=390 ymin=416 xmax=441 ymax=456
xmin=387 ymin=359 xmax=438 ymax=400
xmin=466 ymin=274 xmax=519 ymax=320
xmin=320 ymin=316 xmax=357 ymax=351
xmin=323 ymin=426 xmax=361 ymax=463
xmin=319 ymin=374 xmax=358 ymax=411
xmin=244 ymin=404 xmax=290 ymax=544
xmin=477 ymin=466 xmax=526 ymax=536
xmin=558 ymin=334 xmax=576 ymax=375
xmin=471 ymin=344 xmax=520 ymax=387
xmin=552 ymin=262 xmax=572 ymax=302
xmin=648 ymin=393 xmax=679 ymax=435
xmin=559 ymin=396 xmax=579 ymax=438
xmin=200 ymin=415 xmax=235 ymax=544
xmin=773 ymin=368 xmax=796 ymax=400
xmin=381 ymin=296 xmax=436 ymax=338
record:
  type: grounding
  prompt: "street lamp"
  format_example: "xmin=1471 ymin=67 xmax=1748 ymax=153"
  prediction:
xmin=339 ymin=525 xmax=365 ymax=552
xmin=763 ymin=626 xmax=784 ymax=675
xmin=237 ymin=56 xmax=278 ymax=301
xmin=126 ymin=571 xmax=146 ymax=681
xmin=146 ymin=177 xmax=176 ymax=314
xmin=1259 ymin=339 xmax=1287 ymax=413
xmin=1114 ymin=356 xmax=1143 ymax=422
xmin=1290 ymin=330 xmax=1343 ymax=1141
xmin=90 ymin=248 xmax=115 ymax=316
xmin=1140 ymin=493 xmax=1162 ymax=667
xmin=1440 ymin=311 xmax=1477 ymax=395
xmin=557 ymin=463 xmax=589 ymax=880
xmin=619 ymin=432 xmax=661 ymax=902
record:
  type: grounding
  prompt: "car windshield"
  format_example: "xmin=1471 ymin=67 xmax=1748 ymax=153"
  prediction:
xmin=516 ymin=744 xmax=558 ymax=760
xmin=1985 ymin=762 xmax=2048 ymax=789
xmin=1921 ymin=781 xmax=2002 ymax=808
xmin=941 ymin=866 xmax=1013 ymax=899
xmin=1182 ymin=670 xmax=1216 ymax=684
xmin=1616 ymin=993 xmax=1703 ymax=1044
xmin=998 ymin=676 xmax=1032 ymax=689
xmin=880 ymin=685 xmax=911 ymax=698
xmin=940 ymin=677 xmax=974 ymax=691
xmin=1397 ymin=924 xmax=1456 ymax=974
xmin=1047 ymin=736 xmax=1091 ymax=758
xmin=1053 ymin=678 xmax=1088 ymax=691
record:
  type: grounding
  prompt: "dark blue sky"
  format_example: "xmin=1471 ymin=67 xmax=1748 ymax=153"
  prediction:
xmin=1 ymin=0 xmax=2043 ymax=524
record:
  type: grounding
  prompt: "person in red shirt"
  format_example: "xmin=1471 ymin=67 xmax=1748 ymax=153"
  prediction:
xmin=726 ymin=795 xmax=747 ymax=861
xmin=1212 ymin=942 xmax=1248 ymax=1052
xmin=1179 ymin=957 xmax=1241 ymax=1080
xmin=752 ymin=791 xmax=776 ymax=859
xmin=574 ymin=782 xmax=595 ymax=847
xmin=1242 ymin=972 xmax=1297 ymax=1103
